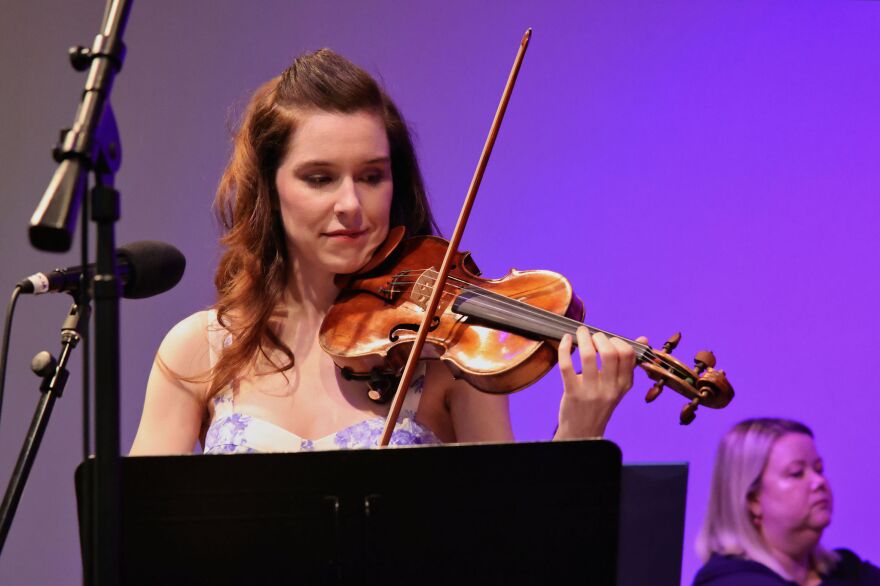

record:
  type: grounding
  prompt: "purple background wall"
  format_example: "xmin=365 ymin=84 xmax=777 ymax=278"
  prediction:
xmin=1 ymin=1 xmax=878 ymax=583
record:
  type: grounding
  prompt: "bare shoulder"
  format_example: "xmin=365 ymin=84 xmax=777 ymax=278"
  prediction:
xmin=156 ymin=310 xmax=213 ymax=387
xmin=129 ymin=310 xmax=214 ymax=456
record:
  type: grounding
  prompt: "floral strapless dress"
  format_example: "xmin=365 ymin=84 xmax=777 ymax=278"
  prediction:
xmin=202 ymin=310 xmax=441 ymax=454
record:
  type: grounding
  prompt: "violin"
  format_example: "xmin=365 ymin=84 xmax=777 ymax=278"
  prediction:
xmin=321 ymin=30 xmax=732 ymax=444
xmin=319 ymin=226 xmax=734 ymax=425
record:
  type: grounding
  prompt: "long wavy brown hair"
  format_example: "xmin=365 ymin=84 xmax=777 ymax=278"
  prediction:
xmin=209 ymin=49 xmax=439 ymax=399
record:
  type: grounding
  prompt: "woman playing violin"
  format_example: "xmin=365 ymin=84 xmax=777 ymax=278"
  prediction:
xmin=130 ymin=49 xmax=641 ymax=455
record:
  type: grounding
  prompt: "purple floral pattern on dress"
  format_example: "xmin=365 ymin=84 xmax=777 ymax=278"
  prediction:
xmin=389 ymin=428 xmax=423 ymax=446
xmin=329 ymin=411 xmax=436 ymax=449
xmin=204 ymin=413 xmax=256 ymax=454
xmin=334 ymin=419 xmax=381 ymax=449
xmin=204 ymin=407 xmax=439 ymax=454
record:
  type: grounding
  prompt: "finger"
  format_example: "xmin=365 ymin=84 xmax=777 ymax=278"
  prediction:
xmin=635 ymin=335 xmax=648 ymax=345
xmin=610 ymin=337 xmax=636 ymax=391
xmin=591 ymin=331 xmax=618 ymax=382
xmin=576 ymin=327 xmax=598 ymax=380
xmin=558 ymin=334 xmax=576 ymax=389
xmin=609 ymin=336 xmax=636 ymax=366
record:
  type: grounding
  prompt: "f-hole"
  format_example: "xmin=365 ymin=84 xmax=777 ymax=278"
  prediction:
xmin=389 ymin=317 xmax=441 ymax=342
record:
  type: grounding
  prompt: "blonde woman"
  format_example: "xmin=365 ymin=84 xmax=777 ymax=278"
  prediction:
xmin=694 ymin=418 xmax=879 ymax=585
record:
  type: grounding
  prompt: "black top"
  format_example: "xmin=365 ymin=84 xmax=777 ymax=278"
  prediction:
xmin=693 ymin=550 xmax=880 ymax=586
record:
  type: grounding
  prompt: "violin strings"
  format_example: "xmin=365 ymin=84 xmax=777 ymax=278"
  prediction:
xmin=381 ymin=268 xmax=693 ymax=381
xmin=447 ymin=284 xmax=692 ymax=380
xmin=392 ymin=269 xmax=639 ymax=345
xmin=449 ymin=286 xmax=689 ymax=377
xmin=391 ymin=268 xmax=636 ymax=347
xmin=397 ymin=278 xmax=688 ymax=380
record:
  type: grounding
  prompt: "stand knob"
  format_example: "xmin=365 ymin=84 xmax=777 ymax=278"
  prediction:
xmin=30 ymin=351 xmax=56 ymax=378
xmin=68 ymin=46 xmax=91 ymax=71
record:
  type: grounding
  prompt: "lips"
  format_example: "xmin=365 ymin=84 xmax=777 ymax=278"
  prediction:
xmin=323 ymin=229 xmax=367 ymax=239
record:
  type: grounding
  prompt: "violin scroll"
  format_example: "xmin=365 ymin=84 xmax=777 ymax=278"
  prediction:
xmin=640 ymin=333 xmax=734 ymax=425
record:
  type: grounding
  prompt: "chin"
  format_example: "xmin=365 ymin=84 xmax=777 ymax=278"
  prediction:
xmin=324 ymin=254 xmax=373 ymax=276
xmin=808 ymin=510 xmax=833 ymax=531
xmin=340 ymin=240 xmax=385 ymax=273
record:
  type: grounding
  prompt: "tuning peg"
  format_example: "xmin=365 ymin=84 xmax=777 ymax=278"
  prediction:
xmin=680 ymin=397 xmax=699 ymax=425
xmin=694 ymin=350 xmax=716 ymax=374
xmin=645 ymin=380 xmax=664 ymax=403
xmin=662 ymin=333 xmax=682 ymax=353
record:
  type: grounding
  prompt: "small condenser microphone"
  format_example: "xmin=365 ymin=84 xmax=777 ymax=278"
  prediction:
xmin=17 ymin=240 xmax=186 ymax=299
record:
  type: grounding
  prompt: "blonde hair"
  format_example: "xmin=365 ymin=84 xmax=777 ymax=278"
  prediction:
xmin=696 ymin=418 xmax=838 ymax=579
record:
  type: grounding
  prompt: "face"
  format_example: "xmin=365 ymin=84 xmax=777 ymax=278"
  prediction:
xmin=749 ymin=433 xmax=833 ymax=550
xmin=274 ymin=110 xmax=393 ymax=279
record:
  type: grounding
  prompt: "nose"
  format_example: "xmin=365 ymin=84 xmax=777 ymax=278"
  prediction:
xmin=811 ymin=468 xmax=829 ymax=491
xmin=334 ymin=177 xmax=362 ymax=222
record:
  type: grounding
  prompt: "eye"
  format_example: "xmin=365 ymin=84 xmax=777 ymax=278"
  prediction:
xmin=359 ymin=170 xmax=387 ymax=185
xmin=304 ymin=174 xmax=333 ymax=187
xmin=788 ymin=467 xmax=805 ymax=478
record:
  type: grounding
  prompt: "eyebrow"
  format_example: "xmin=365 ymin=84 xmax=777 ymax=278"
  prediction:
xmin=785 ymin=457 xmax=822 ymax=467
xmin=295 ymin=156 xmax=391 ymax=168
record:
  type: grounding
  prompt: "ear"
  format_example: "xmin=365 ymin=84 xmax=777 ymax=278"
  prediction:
xmin=747 ymin=490 xmax=762 ymax=522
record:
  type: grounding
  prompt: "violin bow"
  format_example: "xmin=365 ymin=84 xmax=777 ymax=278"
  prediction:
xmin=379 ymin=29 xmax=533 ymax=446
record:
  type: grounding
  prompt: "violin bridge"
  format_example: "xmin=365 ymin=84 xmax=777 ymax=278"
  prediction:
xmin=410 ymin=268 xmax=437 ymax=310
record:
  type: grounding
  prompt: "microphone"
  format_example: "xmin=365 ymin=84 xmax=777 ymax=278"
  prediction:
xmin=17 ymin=240 xmax=186 ymax=299
xmin=28 ymin=158 xmax=87 ymax=253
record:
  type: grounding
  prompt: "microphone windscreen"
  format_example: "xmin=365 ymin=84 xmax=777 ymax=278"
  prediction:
xmin=118 ymin=241 xmax=186 ymax=299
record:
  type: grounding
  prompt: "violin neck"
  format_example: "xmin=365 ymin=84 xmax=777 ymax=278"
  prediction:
xmin=451 ymin=286 xmax=651 ymax=361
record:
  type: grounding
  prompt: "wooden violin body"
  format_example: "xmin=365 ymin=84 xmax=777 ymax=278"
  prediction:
xmin=320 ymin=235 xmax=584 ymax=398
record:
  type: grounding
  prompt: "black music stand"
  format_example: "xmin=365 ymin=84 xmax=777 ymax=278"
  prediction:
xmin=617 ymin=463 xmax=689 ymax=586
xmin=77 ymin=440 xmax=622 ymax=585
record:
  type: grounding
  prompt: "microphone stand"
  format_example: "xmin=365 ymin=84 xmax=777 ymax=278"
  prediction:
xmin=0 ymin=301 xmax=90 ymax=550
xmin=89 ymin=106 xmax=124 ymax=586
xmin=27 ymin=2 xmax=133 ymax=584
